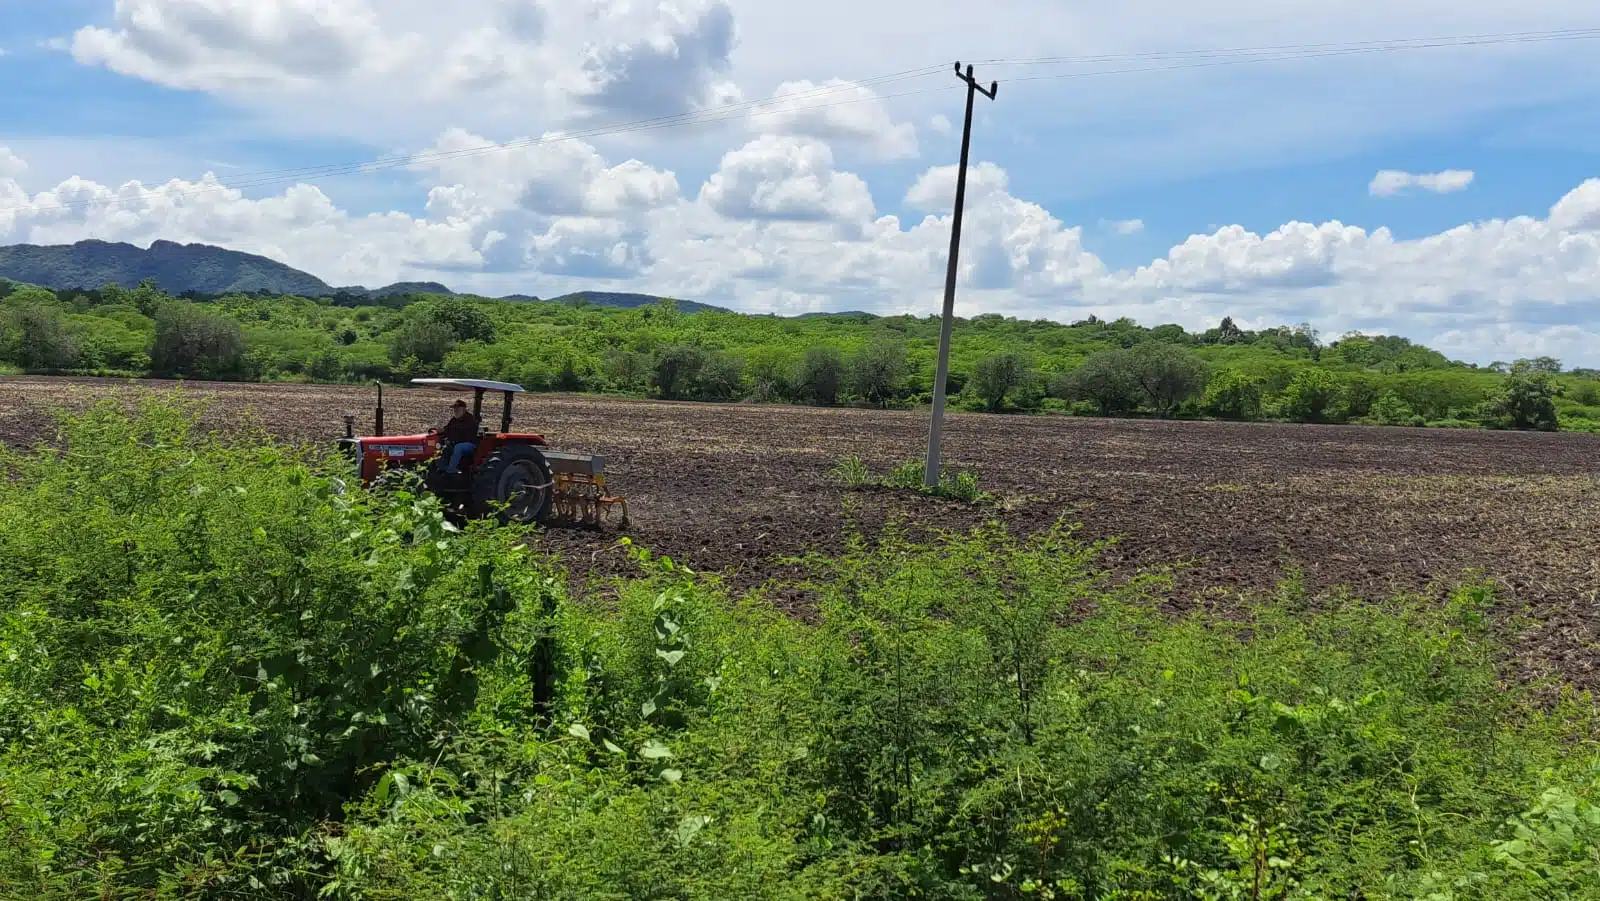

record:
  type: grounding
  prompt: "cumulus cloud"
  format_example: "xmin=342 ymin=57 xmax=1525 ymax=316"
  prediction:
xmin=699 ymin=135 xmax=875 ymax=223
xmin=67 ymin=0 xmax=743 ymax=130
xmin=1112 ymin=218 xmax=1144 ymax=235
xmin=903 ymin=161 xmax=1010 ymax=213
xmin=72 ymin=0 xmax=406 ymax=92
xmin=1369 ymin=169 xmax=1476 ymax=197
xmin=0 ymin=147 xmax=27 ymax=180
xmin=573 ymin=0 xmax=739 ymax=117
xmin=413 ymin=128 xmax=680 ymax=217
xmin=7 ymin=139 xmax=1600 ymax=365
xmin=748 ymin=79 xmax=918 ymax=160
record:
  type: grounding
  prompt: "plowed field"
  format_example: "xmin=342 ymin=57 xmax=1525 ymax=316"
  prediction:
xmin=5 ymin=376 xmax=1598 ymax=683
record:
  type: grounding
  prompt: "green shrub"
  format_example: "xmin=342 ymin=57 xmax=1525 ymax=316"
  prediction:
xmin=1279 ymin=368 xmax=1346 ymax=423
xmin=972 ymin=353 xmax=1031 ymax=412
xmin=1059 ymin=349 xmax=1142 ymax=415
xmin=796 ymin=347 xmax=845 ymax=405
xmin=1481 ymin=362 xmax=1562 ymax=431
xmin=4 ymin=396 xmax=1599 ymax=900
xmin=1369 ymin=390 xmax=1425 ymax=426
xmin=151 ymin=303 xmax=247 ymax=379
xmin=1203 ymin=368 xmax=1266 ymax=421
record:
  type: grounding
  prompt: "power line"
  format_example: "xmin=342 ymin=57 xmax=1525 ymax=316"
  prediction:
xmin=5 ymin=27 xmax=1596 ymax=216
xmin=1000 ymin=29 xmax=1600 ymax=83
xmin=970 ymin=26 xmax=1600 ymax=68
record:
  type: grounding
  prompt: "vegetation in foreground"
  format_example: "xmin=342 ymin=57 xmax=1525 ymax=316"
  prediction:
xmin=0 ymin=277 xmax=1592 ymax=432
xmin=2 ymin=399 xmax=1599 ymax=900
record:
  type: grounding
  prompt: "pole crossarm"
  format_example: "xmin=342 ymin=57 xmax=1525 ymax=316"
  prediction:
xmin=924 ymin=61 xmax=998 ymax=488
xmin=954 ymin=60 xmax=999 ymax=99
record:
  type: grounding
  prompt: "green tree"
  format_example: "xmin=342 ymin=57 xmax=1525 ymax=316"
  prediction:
xmin=603 ymin=349 xmax=650 ymax=392
xmin=971 ymin=353 xmax=1029 ymax=412
xmin=694 ymin=353 xmax=745 ymax=401
xmin=1279 ymin=368 xmax=1345 ymax=423
xmin=0 ymin=300 xmax=80 ymax=371
xmin=150 ymin=303 xmax=246 ymax=379
xmin=848 ymin=340 xmax=908 ymax=407
xmin=1061 ymin=349 xmax=1140 ymax=416
xmin=418 ymin=299 xmax=496 ymax=343
xmin=744 ymin=348 xmax=795 ymax=403
xmin=1481 ymin=363 xmax=1561 ymax=431
xmin=1203 ymin=369 xmax=1265 ymax=421
xmin=653 ymin=344 xmax=706 ymax=400
xmin=387 ymin=318 xmax=456 ymax=367
xmin=797 ymin=347 xmax=845 ymax=405
xmin=1368 ymin=391 xmax=1422 ymax=426
xmin=1127 ymin=343 xmax=1208 ymax=417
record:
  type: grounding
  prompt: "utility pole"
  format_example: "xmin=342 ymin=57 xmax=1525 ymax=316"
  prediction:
xmin=925 ymin=61 xmax=997 ymax=488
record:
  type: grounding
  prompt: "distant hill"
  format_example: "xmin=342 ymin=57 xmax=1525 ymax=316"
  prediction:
xmin=0 ymin=240 xmax=726 ymax=312
xmin=546 ymin=290 xmax=728 ymax=314
xmin=370 ymin=281 xmax=454 ymax=298
xmin=0 ymin=239 xmax=335 ymax=297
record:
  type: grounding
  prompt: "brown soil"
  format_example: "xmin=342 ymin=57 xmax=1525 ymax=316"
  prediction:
xmin=4 ymin=375 xmax=1598 ymax=685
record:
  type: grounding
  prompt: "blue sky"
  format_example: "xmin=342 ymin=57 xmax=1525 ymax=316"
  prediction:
xmin=3 ymin=1 xmax=1600 ymax=365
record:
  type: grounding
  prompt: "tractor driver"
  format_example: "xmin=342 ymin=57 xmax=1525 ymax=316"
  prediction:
xmin=440 ymin=398 xmax=480 ymax=473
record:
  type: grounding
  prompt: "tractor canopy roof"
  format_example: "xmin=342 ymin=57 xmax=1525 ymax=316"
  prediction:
xmin=410 ymin=378 xmax=525 ymax=394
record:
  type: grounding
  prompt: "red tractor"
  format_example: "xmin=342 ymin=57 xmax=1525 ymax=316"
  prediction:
xmin=337 ymin=378 xmax=628 ymax=527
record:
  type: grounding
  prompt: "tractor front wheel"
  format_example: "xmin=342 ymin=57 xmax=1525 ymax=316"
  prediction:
xmin=470 ymin=446 xmax=555 ymax=524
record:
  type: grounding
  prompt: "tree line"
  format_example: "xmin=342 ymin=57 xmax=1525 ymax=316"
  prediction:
xmin=0 ymin=278 xmax=1590 ymax=432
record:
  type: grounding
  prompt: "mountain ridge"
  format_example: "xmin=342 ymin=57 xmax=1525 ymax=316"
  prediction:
xmin=0 ymin=239 xmax=727 ymax=312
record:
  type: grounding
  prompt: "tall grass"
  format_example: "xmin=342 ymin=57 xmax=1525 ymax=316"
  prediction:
xmin=1 ymin=396 xmax=1597 ymax=899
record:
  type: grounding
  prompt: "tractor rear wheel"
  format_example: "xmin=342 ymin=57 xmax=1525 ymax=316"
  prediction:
xmin=470 ymin=445 xmax=555 ymax=524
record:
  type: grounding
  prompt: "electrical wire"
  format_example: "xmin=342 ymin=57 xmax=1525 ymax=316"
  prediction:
xmin=6 ymin=27 xmax=1597 ymax=216
xmin=969 ymin=26 xmax=1600 ymax=69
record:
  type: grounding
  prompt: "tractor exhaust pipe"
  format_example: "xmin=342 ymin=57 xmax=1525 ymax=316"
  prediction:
xmin=342 ymin=414 xmax=355 ymax=438
xmin=374 ymin=382 xmax=385 ymax=437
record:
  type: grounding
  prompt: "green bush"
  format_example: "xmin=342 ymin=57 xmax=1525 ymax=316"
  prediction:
xmin=2 ymin=401 xmax=1598 ymax=899
xmin=848 ymin=339 xmax=908 ymax=408
xmin=972 ymin=353 xmax=1031 ymax=412
xmin=1481 ymin=362 xmax=1562 ymax=431
xmin=0 ymin=296 xmax=81 ymax=371
xmin=1059 ymin=348 xmax=1141 ymax=416
xmin=1279 ymin=368 xmax=1346 ymax=423
xmin=1203 ymin=368 xmax=1266 ymax=421
xmin=150 ymin=303 xmax=246 ymax=379
xmin=1369 ymin=390 xmax=1425 ymax=427
xmin=796 ymin=347 xmax=845 ymax=405
xmin=1127 ymin=342 xmax=1209 ymax=416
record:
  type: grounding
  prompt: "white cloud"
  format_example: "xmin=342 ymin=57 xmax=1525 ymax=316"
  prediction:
xmin=1112 ymin=218 xmax=1144 ymax=235
xmin=1547 ymin=179 xmax=1600 ymax=232
xmin=1369 ymin=169 xmax=1476 ymax=197
xmin=7 ymin=139 xmax=1600 ymax=366
xmin=904 ymin=161 xmax=1011 ymax=213
xmin=67 ymin=0 xmax=742 ymax=139
xmin=929 ymin=114 xmax=951 ymax=136
xmin=412 ymin=128 xmax=680 ymax=217
xmin=748 ymin=79 xmax=918 ymax=160
xmin=699 ymin=135 xmax=875 ymax=224
xmin=0 ymin=147 xmax=27 ymax=181
xmin=72 ymin=0 xmax=407 ymax=92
